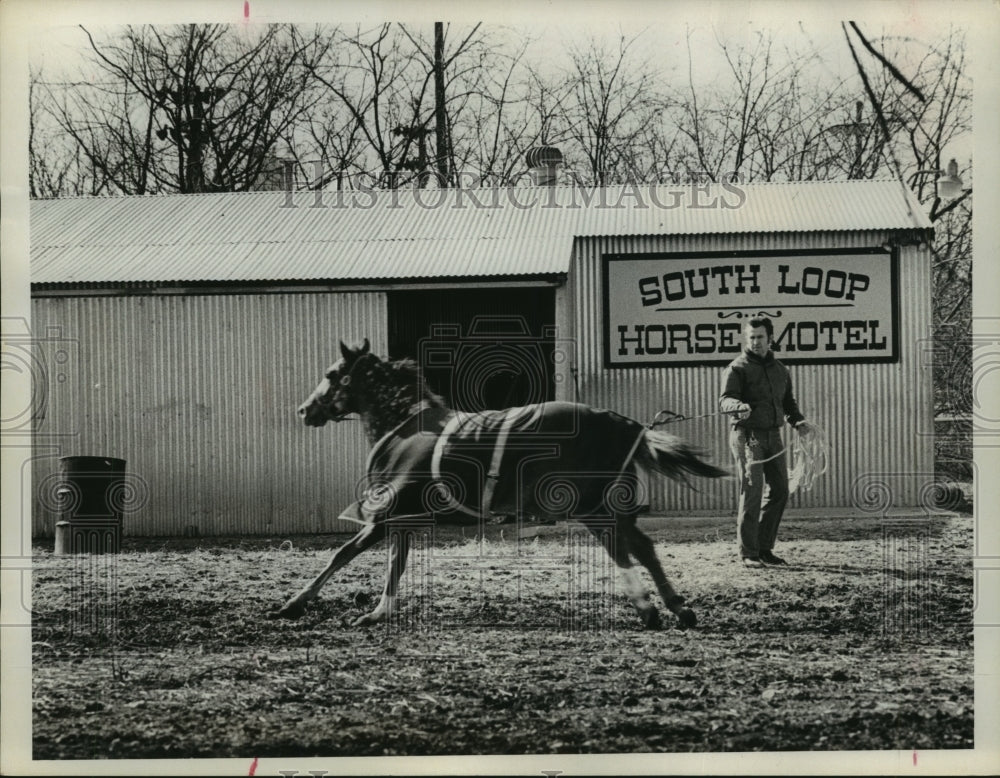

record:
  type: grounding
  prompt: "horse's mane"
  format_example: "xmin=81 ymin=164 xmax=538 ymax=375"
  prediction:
xmin=386 ymin=356 xmax=447 ymax=408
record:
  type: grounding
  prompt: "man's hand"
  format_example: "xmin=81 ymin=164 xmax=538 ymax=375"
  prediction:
xmin=795 ymin=420 xmax=814 ymax=436
xmin=733 ymin=403 xmax=751 ymax=421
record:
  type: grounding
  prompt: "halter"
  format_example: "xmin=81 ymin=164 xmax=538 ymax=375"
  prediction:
xmin=321 ymin=353 xmax=374 ymax=423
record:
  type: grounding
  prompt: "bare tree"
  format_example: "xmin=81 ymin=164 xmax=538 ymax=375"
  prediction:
xmin=843 ymin=23 xmax=972 ymax=425
xmin=33 ymin=23 xmax=328 ymax=195
xmin=450 ymin=38 xmax=540 ymax=185
xmin=286 ymin=88 xmax=366 ymax=191
xmin=673 ymin=28 xmax=860 ymax=182
xmin=442 ymin=31 xmax=580 ymax=187
xmin=747 ymin=74 xmax=849 ymax=182
xmin=297 ymin=24 xmax=433 ymax=188
xmin=558 ymin=33 xmax=671 ymax=185
xmin=29 ymin=66 xmax=90 ymax=197
xmin=299 ymin=22 xmax=518 ymax=190
xmin=905 ymin=32 xmax=972 ymax=416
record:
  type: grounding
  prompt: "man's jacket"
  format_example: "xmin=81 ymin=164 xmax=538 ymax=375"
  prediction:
xmin=719 ymin=349 xmax=805 ymax=430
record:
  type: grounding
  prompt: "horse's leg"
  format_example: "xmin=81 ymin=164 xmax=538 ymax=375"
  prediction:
xmin=621 ymin=518 xmax=696 ymax=628
xmin=583 ymin=520 xmax=662 ymax=630
xmin=352 ymin=527 xmax=411 ymax=627
xmin=269 ymin=521 xmax=387 ymax=620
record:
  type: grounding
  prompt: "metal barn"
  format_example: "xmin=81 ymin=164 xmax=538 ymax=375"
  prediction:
xmin=29 ymin=180 xmax=935 ymax=537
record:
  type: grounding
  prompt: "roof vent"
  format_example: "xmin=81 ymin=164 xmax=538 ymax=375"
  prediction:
xmin=525 ymin=146 xmax=563 ymax=186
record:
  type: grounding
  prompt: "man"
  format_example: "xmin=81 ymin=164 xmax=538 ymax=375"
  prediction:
xmin=719 ymin=317 xmax=813 ymax=568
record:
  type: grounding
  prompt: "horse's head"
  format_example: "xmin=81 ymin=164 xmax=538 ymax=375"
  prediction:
xmin=298 ymin=338 xmax=376 ymax=426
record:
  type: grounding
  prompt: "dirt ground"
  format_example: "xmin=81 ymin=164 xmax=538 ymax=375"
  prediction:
xmin=31 ymin=512 xmax=974 ymax=760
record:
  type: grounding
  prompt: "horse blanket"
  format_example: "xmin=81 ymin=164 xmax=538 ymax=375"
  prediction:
xmin=340 ymin=401 xmax=648 ymax=525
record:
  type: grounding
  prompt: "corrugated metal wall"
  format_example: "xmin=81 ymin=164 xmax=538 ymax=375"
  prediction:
xmin=31 ymin=291 xmax=386 ymax=537
xmin=568 ymin=232 xmax=934 ymax=512
xmin=30 ymin=227 xmax=934 ymax=536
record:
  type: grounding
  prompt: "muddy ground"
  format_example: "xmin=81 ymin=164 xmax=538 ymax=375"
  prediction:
xmin=31 ymin=513 xmax=974 ymax=760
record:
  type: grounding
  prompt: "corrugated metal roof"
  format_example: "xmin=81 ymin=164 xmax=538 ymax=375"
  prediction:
xmin=30 ymin=180 xmax=932 ymax=285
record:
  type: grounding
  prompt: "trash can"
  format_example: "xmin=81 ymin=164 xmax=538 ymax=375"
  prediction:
xmin=53 ymin=456 xmax=126 ymax=555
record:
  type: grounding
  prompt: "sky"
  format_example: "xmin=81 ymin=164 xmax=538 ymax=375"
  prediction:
xmin=25 ymin=3 xmax=977 ymax=171
xmin=28 ymin=9 xmax=950 ymax=87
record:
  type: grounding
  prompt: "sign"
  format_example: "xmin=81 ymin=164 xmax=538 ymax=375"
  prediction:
xmin=603 ymin=249 xmax=899 ymax=366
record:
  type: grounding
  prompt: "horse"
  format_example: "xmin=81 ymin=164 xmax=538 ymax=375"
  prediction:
xmin=269 ymin=338 xmax=729 ymax=630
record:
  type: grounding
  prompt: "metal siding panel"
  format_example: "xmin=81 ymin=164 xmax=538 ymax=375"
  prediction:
xmin=32 ymin=291 xmax=385 ymax=537
xmin=569 ymin=232 xmax=933 ymax=511
xmin=29 ymin=236 xmax=933 ymax=537
xmin=357 ymin=235 xmax=573 ymax=279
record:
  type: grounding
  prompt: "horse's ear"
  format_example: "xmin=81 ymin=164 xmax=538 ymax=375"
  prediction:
xmin=339 ymin=338 xmax=370 ymax=363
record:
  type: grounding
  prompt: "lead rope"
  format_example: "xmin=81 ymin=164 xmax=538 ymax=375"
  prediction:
xmin=742 ymin=424 xmax=830 ymax=494
xmin=649 ymin=408 xmax=830 ymax=495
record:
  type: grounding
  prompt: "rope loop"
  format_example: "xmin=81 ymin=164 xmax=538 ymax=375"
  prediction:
xmin=787 ymin=423 xmax=830 ymax=494
xmin=651 ymin=409 xmax=830 ymax=494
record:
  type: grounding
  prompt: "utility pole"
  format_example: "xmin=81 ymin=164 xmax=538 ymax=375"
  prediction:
xmin=156 ymin=84 xmax=224 ymax=193
xmin=186 ymin=88 xmax=207 ymax=192
xmin=434 ymin=22 xmax=450 ymax=187
xmin=392 ymin=122 xmax=431 ymax=187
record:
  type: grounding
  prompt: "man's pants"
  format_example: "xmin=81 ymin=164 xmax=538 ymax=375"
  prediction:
xmin=729 ymin=427 xmax=789 ymax=559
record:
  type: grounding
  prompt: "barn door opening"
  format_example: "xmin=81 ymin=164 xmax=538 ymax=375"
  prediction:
xmin=387 ymin=287 xmax=556 ymax=412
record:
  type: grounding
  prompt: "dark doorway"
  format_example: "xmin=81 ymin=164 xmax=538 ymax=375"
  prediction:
xmin=387 ymin=287 xmax=556 ymax=412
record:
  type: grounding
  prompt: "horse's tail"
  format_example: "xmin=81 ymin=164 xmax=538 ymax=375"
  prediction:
xmin=635 ymin=428 xmax=730 ymax=482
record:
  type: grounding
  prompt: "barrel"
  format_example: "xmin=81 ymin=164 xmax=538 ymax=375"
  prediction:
xmin=53 ymin=456 xmax=126 ymax=554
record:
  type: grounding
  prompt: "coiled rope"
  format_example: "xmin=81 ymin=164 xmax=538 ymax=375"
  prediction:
xmin=649 ymin=409 xmax=830 ymax=495
xmin=786 ymin=422 xmax=830 ymax=494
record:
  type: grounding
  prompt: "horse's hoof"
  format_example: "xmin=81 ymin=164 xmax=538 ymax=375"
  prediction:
xmin=268 ymin=601 xmax=307 ymax=620
xmin=676 ymin=608 xmax=697 ymax=629
xmin=640 ymin=607 xmax=663 ymax=630
xmin=351 ymin=612 xmax=383 ymax=627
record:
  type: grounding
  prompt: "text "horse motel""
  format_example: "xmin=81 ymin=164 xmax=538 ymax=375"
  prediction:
xmin=603 ymin=250 xmax=899 ymax=366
